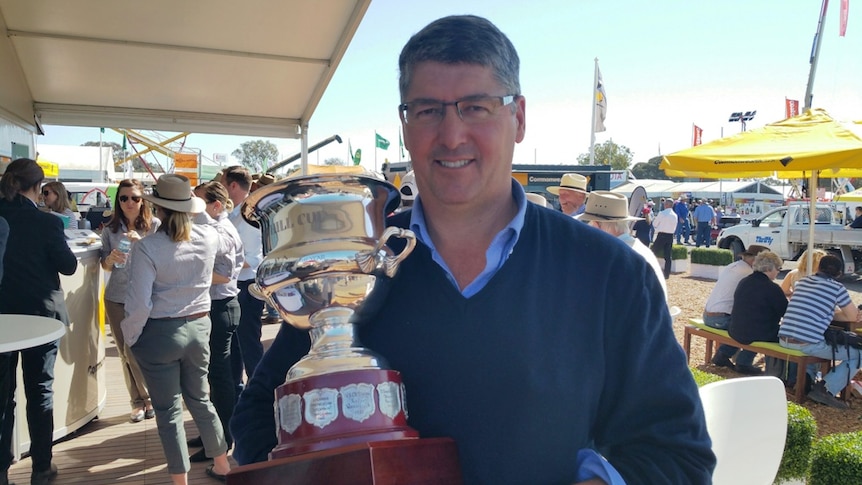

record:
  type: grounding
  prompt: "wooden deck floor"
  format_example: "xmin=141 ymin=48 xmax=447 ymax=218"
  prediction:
xmin=8 ymin=321 xmax=283 ymax=484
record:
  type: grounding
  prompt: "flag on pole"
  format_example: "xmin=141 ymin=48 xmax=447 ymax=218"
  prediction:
xmin=348 ymin=139 xmax=354 ymax=161
xmin=594 ymin=64 xmax=607 ymax=133
xmin=692 ymin=124 xmax=703 ymax=146
xmin=840 ymin=0 xmax=849 ymax=37
xmin=785 ymin=98 xmax=800 ymax=118
xmin=353 ymin=148 xmax=362 ymax=166
xmin=375 ymin=133 xmax=390 ymax=150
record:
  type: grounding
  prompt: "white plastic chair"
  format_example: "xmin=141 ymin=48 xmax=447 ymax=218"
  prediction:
xmin=698 ymin=376 xmax=788 ymax=485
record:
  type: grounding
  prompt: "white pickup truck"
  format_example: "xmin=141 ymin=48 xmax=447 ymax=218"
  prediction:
xmin=716 ymin=203 xmax=862 ymax=273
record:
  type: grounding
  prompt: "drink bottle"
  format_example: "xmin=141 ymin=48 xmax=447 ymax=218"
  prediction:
xmin=115 ymin=237 xmax=132 ymax=268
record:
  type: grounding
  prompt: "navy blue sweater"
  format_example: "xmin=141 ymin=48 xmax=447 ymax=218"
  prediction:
xmin=231 ymin=203 xmax=714 ymax=484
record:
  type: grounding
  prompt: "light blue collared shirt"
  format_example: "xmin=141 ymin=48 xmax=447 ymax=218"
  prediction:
xmin=408 ymin=180 xmax=527 ymax=298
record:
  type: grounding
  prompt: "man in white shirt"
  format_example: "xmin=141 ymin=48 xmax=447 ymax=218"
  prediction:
xmin=222 ymin=166 xmax=265 ymax=393
xmin=651 ymin=199 xmax=678 ymax=279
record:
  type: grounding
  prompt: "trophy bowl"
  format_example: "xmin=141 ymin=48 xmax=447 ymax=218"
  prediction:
xmin=241 ymin=173 xmax=418 ymax=458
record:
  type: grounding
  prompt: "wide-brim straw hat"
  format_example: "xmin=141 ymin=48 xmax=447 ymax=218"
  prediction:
xmin=143 ymin=174 xmax=206 ymax=213
xmin=546 ymin=173 xmax=588 ymax=196
xmin=575 ymin=191 xmax=642 ymax=222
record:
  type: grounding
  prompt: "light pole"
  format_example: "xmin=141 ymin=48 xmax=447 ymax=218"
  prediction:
xmin=728 ymin=110 xmax=756 ymax=132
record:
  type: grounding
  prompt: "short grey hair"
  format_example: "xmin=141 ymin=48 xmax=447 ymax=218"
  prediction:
xmin=595 ymin=220 xmax=629 ymax=237
xmin=398 ymin=15 xmax=521 ymax=99
xmin=752 ymin=251 xmax=783 ymax=273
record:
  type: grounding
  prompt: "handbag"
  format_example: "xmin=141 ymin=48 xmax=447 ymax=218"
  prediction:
xmin=823 ymin=326 xmax=862 ymax=350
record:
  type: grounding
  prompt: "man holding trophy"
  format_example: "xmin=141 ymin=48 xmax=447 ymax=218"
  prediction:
xmin=231 ymin=15 xmax=714 ymax=485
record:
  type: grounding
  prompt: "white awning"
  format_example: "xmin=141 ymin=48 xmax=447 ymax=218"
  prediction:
xmin=0 ymin=0 xmax=371 ymax=138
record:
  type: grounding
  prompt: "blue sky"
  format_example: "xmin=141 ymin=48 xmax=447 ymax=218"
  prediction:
xmin=39 ymin=0 xmax=862 ymax=172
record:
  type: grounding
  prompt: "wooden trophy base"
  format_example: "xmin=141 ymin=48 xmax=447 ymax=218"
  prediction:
xmin=226 ymin=437 xmax=462 ymax=485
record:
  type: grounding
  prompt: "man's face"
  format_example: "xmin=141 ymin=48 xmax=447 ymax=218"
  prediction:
xmin=400 ymin=62 xmax=525 ymax=211
xmin=225 ymin=180 xmax=249 ymax=207
xmin=557 ymin=189 xmax=586 ymax=215
xmin=856 ymin=208 xmax=861 ymax=218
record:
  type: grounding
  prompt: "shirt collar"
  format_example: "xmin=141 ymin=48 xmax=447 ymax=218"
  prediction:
xmin=408 ymin=179 xmax=527 ymax=251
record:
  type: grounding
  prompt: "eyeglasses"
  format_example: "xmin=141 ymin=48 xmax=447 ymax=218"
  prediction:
xmin=42 ymin=190 xmax=54 ymax=197
xmin=119 ymin=195 xmax=142 ymax=203
xmin=399 ymin=94 xmax=517 ymax=126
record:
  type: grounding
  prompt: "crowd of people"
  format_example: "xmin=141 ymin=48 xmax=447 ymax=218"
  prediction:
xmin=701 ymin=245 xmax=862 ymax=410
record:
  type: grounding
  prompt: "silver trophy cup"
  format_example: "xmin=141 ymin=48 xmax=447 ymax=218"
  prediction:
xmin=241 ymin=173 xmax=418 ymax=457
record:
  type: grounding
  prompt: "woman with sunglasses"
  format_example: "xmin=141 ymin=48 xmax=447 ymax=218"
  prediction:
xmin=99 ymin=179 xmax=160 ymax=422
xmin=41 ymin=181 xmax=80 ymax=225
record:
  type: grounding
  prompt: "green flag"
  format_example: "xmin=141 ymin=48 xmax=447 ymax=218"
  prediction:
xmin=352 ymin=148 xmax=362 ymax=166
xmin=375 ymin=133 xmax=390 ymax=150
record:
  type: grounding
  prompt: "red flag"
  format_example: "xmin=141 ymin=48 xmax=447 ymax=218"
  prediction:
xmin=840 ymin=0 xmax=849 ymax=37
xmin=785 ymin=98 xmax=800 ymax=118
xmin=692 ymin=124 xmax=703 ymax=146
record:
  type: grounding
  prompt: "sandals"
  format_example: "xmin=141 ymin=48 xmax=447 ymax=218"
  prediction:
xmin=205 ymin=464 xmax=227 ymax=483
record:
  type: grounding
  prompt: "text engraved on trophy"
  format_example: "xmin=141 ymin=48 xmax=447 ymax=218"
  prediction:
xmin=303 ymin=388 xmax=340 ymax=429
xmin=340 ymin=383 xmax=376 ymax=423
xmin=278 ymin=394 xmax=302 ymax=434
xmin=377 ymin=382 xmax=402 ymax=420
xmin=271 ymin=208 xmax=352 ymax=235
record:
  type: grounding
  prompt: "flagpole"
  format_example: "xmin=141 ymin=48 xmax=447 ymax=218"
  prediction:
xmin=374 ymin=131 xmax=378 ymax=172
xmin=589 ymin=58 xmax=598 ymax=166
xmin=803 ymin=0 xmax=829 ymax=274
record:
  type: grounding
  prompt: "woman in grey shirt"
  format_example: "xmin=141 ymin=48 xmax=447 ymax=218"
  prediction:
xmin=121 ymin=174 xmax=231 ymax=483
xmin=186 ymin=181 xmax=244 ymax=462
xmin=99 ymin=178 xmax=159 ymax=422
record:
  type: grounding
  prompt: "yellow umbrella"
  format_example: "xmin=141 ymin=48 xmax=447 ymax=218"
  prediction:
xmin=834 ymin=187 xmax=862 ymax=202
xmin=36 ymin=158 xmax=60 ymax=178
xmin=660 ymin=109 xmax=862 ymax=178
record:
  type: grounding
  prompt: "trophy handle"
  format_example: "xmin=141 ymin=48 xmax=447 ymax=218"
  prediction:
xmin=377 ymin=227 xmax=416 ymax=277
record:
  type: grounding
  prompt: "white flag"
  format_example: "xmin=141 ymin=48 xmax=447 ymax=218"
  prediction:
xmin=595 ymin=64 xmax=607 ymax=133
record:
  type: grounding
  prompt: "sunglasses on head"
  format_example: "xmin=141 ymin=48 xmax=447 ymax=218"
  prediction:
xmin=119 ymin=195 xmax=142 ymax=203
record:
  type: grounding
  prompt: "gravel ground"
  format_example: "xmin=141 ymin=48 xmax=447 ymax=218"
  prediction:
xmin=668 ymin=267 xmax=862 ymax=438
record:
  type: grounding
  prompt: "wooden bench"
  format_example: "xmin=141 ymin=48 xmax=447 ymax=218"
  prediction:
xmin=683 ymin=318 xmax=833 ymax=404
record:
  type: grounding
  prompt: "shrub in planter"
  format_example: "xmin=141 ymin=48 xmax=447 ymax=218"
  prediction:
xmin=690 ymin=247 xmax=734 ymax=265
xmin=689 ymin=247 xmax=733 ymax=279
xmin=650 ymin=243 xmax=688 ymax=259
xmin=775 ymin=402 xmax=817 ymax=484
xmin=808 ymin=431 xmax=862 ymax=485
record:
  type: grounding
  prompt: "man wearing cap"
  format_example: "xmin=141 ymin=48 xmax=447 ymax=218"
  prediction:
xmin=702 ymin=245 xmax=770 ymax=375
xmin=546 ymin=173 xmax=588 ymax=217
xmin=692 ymin=199 xmax=716 ymax=248
xmin=577 ymin=191 xmax=667 ymax=302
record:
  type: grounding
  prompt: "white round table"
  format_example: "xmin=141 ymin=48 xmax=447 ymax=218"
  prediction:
xmin=0 ymin=314 xmax=66 ymax=352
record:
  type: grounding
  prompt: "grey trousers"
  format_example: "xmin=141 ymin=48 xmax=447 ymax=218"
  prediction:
xmin=131 ymin=315 xmax=227 ymax=474
xmin=104 ymin=300 xmax=150 ymax=409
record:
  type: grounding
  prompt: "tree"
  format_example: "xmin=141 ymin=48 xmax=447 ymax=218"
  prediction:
xmin=232 ymin=140 xmax=279 ymax=172
xmin=576 ymin=140 xmax=633 ymax=170
xmin=81 ymin=141 xmax=156 ymax=172
xmin=631 ymin=156 xmax=673 ymax=180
